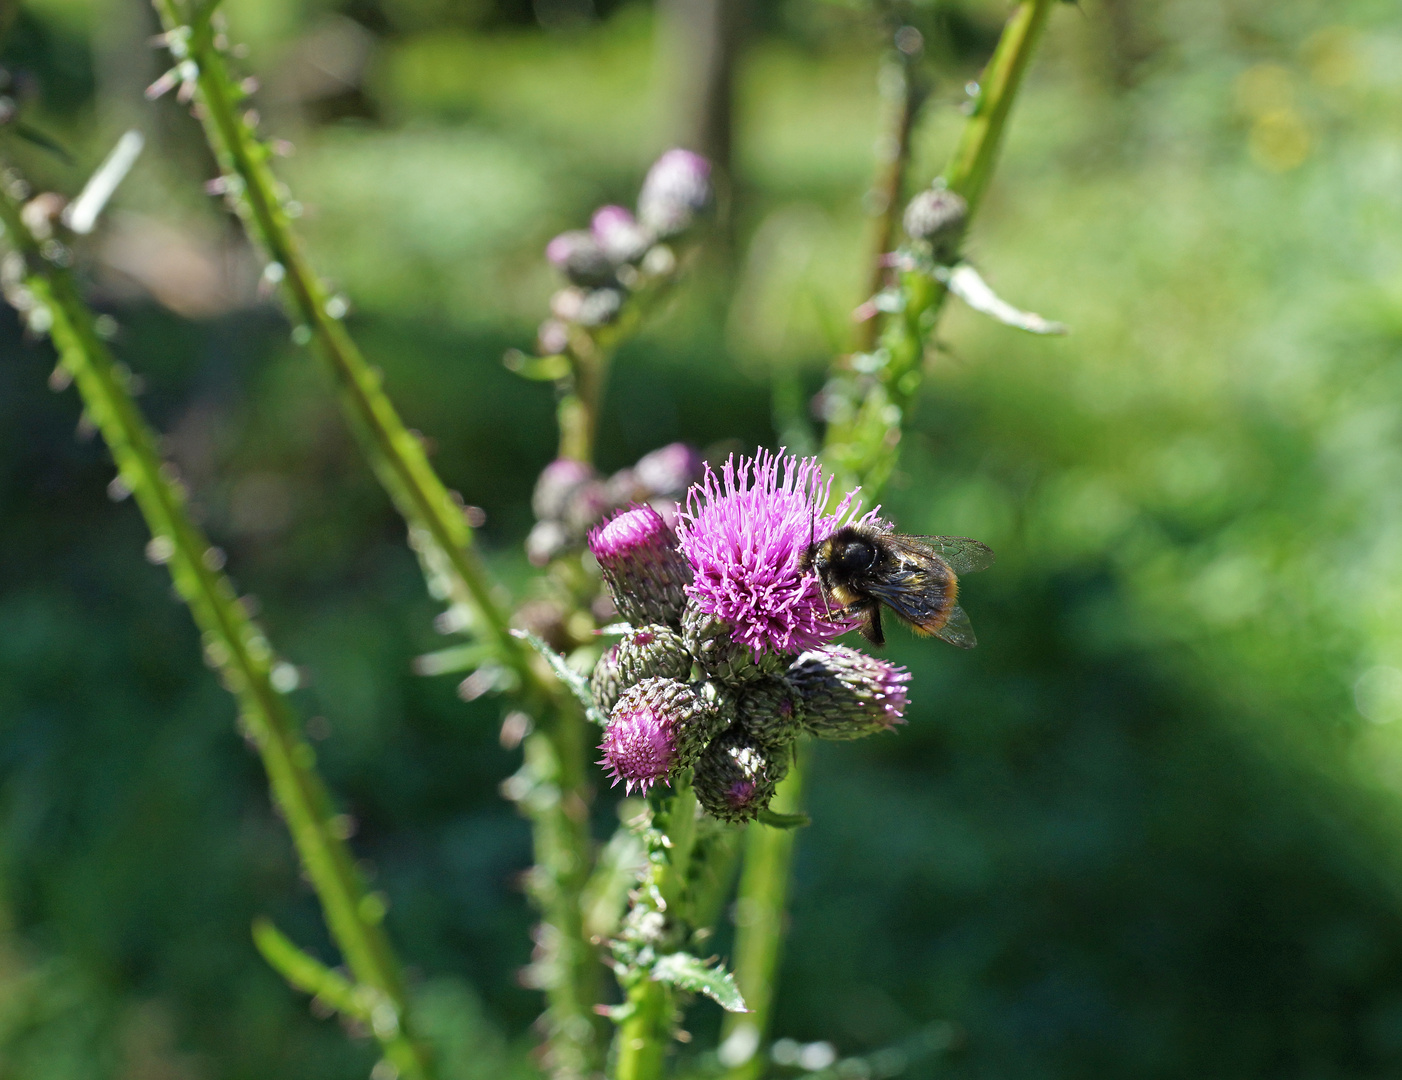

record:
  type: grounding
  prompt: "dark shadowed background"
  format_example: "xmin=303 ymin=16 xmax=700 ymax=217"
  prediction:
xmin=4 ymin=0 xmax=1402 ymax=1076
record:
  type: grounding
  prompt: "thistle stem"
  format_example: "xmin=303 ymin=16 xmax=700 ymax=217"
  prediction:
xmin=0 ymin=173 xmax=431 ymax=1079
xmin=613 ymin=778 xmax=700 ymax=1080
xmin=725 ymin=0 xmax=1059 ymax=1068
xmin=146 ymin=6 xmax=609 ymax=1072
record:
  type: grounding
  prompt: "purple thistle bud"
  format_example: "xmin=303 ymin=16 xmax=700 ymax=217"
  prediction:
xmin=525 ymin=519 xmax=569 ymax=566
xmin=786 ymin=645 xmax=911 ymax=740
xmin=694 ymin=725 xmax=790 ymax=823
xmin=634 ymin=442 xmax=704 ymax=500
xmin=576 ymin=286 xmax=624 ymax=327
xmin=675 ymin=449 xmax=882 ymax=660
xmin=588 ymin=505 xmax=693 ymax=627
xmin=592 ymin=204 xmax=653 ymax=265
xmin=637 ymin=149 xmax=712 ymax=238
xmin=533 ymin=458 xmax=597 ymax=522
xmin=599 ymin=677 xmax=722 ymax=793
xmin=545 ymin=230 xmax=617 ymax=288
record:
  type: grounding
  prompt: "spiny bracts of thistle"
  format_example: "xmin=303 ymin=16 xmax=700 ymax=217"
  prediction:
xmin=588 ymin=449 xmax=914 ymax=822
xmin=535 ymin=148 xmax=711 ymax=348
xmin=525 ymin=442 xmax=703 ymax=566
xmin=589 ymin=504 xmax=693 ymax=627
xmin=598 ymin=677 xmax=723 ymax=794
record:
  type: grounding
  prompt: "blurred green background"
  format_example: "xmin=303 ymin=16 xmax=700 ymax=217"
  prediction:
xmin=4 ymin=0 xmax=1402 ymax=1076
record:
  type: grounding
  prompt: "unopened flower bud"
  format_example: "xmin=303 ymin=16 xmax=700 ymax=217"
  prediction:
xmin=562 ymin=479 xmax=611 ymax=534
xmin=735 ymin=676 xmax=804 ymax=747
xmin=546 ymin=230 xmax=617 ymax=288
xmin=590 ymin=624 xmax=693 ymax=713
xmin=525 ymin=519 xmax=568 ymax=566
xmin=903 ymin=187 xmax=967 ymax=261
xmin=577 ymin=286 xmax=624 ymax=327
xmin=592 ymin=204 xmax=653 ymax=265
xmin=533 ymin=458 xmax=597 ymax=522
xmin=787 ymin=645 xmax=910 ymax=740
xmin=694 ymin=725 xmax=790 ymax=823
xmin=638 ymin=149 xmax=712 ymax=238
xmin=682 ymin=602 xmax=789 ymax=686
xmin=634 ymin=442 xmax=703 ymax=499
xmin=588 ymin=505 xmax=693 ymax=626
xmin=599 ymin=677 xmax=721 ymax=793
xmin=537 ymin=318 xmax=570 ymax=355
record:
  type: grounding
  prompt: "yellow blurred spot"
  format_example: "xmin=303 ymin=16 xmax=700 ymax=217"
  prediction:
xmin=1250 ymin=108 xmax=1311 ymax=171
xmin=1235 ymin=63 xmax=1294 ymax=116
xmin=1303 ymin=26 xmax=1360 ymax=88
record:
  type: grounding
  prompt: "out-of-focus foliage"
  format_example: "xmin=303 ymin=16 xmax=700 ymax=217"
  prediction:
xmin=4 ymin=0 xmax=1402 ymax=1077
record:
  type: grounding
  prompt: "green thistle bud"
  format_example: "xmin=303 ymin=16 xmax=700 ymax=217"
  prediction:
xmin=786 ymin=645 xmax=910 ymax=740
xmin=590 ymin=624 xmax=693 ymax=713
xmin=734 ymin=676 xmax=803 ymax=748
xmin=694 ymin=725 xmax=790 ymax=823
xmin=681 ymin=602 xmax=790 ymax=686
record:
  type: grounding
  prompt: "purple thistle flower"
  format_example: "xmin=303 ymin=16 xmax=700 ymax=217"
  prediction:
xmin=638 ymin=149 xmax=712 ymax=238
xmin=675 ymin=449 xmax=882 ymax=659
xmin=598 ymin=677 xmax=720 ymax=793
xmin=591 ymin=204 xmax=653 ymax=265
xmin=588 ymin=504 xmax=692 ymax=626
xmin=599 ymin=704 xmax=675 ymax=795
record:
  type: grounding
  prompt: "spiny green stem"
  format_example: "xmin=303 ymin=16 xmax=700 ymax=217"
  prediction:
xmin=146 ymin=5 xmax=606 ymax=1071
xmin=717 ymin=743 xmax=806 ymax=1080
xmin=724 ymin=2 xmax=1060 ymax=1072
xmin=613 ymin=780 xmax=699 ymax=1080
xmin=0 ymin=174 xmax=431 ymax=1080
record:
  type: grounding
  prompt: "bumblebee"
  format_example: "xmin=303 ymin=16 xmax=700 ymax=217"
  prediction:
xmin=806 ymin=526 xmax=994 ymax=648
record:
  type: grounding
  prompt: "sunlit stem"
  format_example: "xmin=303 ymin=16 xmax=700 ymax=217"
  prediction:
xmin=724 ymin=0 xmax=1060 ymax=1071
xmin=613 ymin=778 xmax=699 ymax=1080
xmin=0 ymin=174 xmax=432 ymax=1080
xmin=144 ymin=4 xmax=608 ymax=1071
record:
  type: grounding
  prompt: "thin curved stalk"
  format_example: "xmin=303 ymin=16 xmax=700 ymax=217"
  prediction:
xmin=722 ymin=3 xmax=1059 ymax=1074
xmin=0 ymin=173 xmax=431 ymax=1080
xmin=145 ymin=5 xmax=607 ymax=1071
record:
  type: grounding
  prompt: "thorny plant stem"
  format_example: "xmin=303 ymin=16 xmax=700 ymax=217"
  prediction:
xmin=718 ymin=743 xmax=807 ymax=1080
xmin=724 ymin=2 xmax=1059 ymax=1075
xmin=146 ymin=3 xmax=605 ymax=1073
xmin=614 ymin=779 xmax=700 ymax=1080
xmin=0 ymin=176 xmax=431 ymax=1080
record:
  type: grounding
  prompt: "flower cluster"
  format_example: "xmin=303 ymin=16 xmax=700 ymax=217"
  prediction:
xmin=588 ymin=451 xmax=911 ymax=822
xmin=526 ymin=442 xmax=703 ymax=566
xmin=536 ymin=149 xmax=711 ymax=350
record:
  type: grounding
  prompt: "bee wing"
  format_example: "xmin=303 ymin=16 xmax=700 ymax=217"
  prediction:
xmin=861 ymin=564 xmax=952 ymax=632
xmin=933 ymin=605 xmax=977 ymax=649
xmin=900 ymin=536 xmax=995 ymax=575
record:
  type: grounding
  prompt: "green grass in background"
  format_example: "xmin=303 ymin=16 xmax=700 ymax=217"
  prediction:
xmin=5 ymin=0 xmax=1402 ymax=1076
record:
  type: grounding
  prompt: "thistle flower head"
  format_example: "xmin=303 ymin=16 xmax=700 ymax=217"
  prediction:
xmin=638 ymin=149 xmax=712 ymax=238
xmin=675 ymin=449 xmax=881 ymax=659
xmin=694 ymin=726 xmax=790 ymax=823
xmin=787 ymin=644 xmax=911 ymax=740
xmin=588 ymin=504 xmax=692 ymax=626
xmin=599 ymin=699 xmax=676 ymax=796
xmin=545 ymin=229 xmax=616 ymax=288
xmin=591 ymin=204 xmax=653 ymax=265
xmin=598 ymin=677 xmax=722 ymax=793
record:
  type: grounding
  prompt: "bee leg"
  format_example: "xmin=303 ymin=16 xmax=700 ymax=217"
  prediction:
xmin=857 ymin=603 xmax=885 ymax=647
